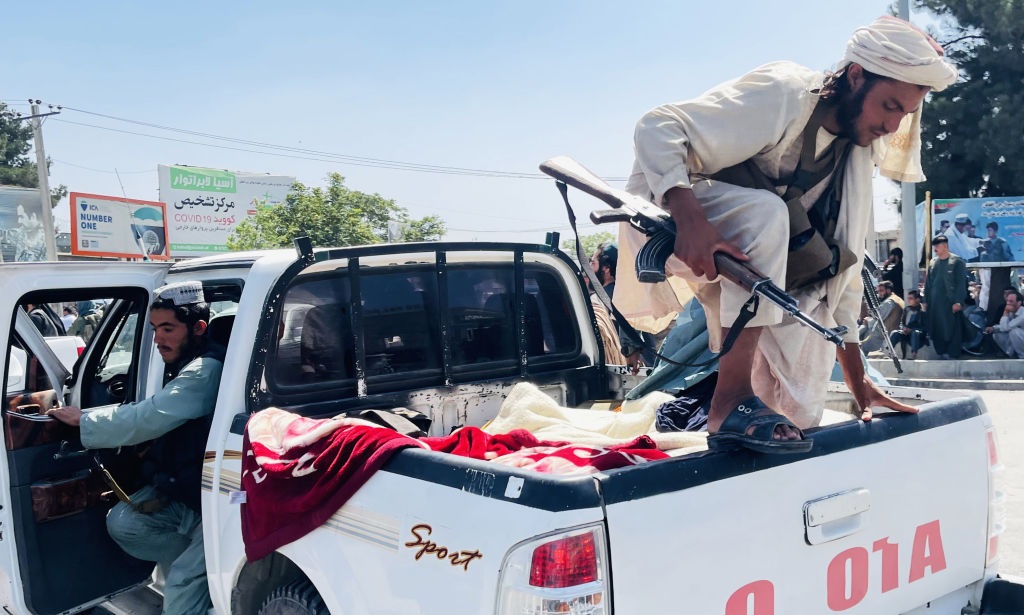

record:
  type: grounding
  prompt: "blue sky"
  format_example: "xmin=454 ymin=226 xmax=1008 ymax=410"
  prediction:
xmin=4 ymin=1 xmax=909 ymax=243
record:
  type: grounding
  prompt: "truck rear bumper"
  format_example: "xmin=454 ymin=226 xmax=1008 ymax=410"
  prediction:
xmin=982 ymin=576 xmax=1024 ymax=614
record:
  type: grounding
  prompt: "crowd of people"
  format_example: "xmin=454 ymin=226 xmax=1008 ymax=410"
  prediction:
xmin=24 ymin=300 xmax=106 ymax=343
xmin=858 ymin=239 xmax=1024 ymax=360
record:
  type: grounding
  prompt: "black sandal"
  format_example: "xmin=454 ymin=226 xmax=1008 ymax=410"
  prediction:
xmin=708 ymin=396 xmax=813 ymax=454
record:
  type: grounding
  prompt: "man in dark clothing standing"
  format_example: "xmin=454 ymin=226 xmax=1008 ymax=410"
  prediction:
xmin=924 ymin=235 xmax=968 ymax=359
xmin=25 ymin=303 xmax=65 ymax=337
xmin=881 ymin=247 xmax=905 ymax=299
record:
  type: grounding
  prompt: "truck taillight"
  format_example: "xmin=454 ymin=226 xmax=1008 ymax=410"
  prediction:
xmin=985 ymin=426 xmax=1005 ymax=568
xmin=498 ymin=524 xmax=609 ymax=614
xmin=530 ymin=533 xmax=598 ymax=588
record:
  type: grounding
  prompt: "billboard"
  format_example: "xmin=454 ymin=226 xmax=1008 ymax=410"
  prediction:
xmin=0 ymin=186 xmax=46 ymax=262
xmin=69 ymin=192 xmax=170 ymax=260
xmin=932 ymin=196 xmax=1024 ymax=267
xmin=158 ymin=165 xmax=294 ymax=257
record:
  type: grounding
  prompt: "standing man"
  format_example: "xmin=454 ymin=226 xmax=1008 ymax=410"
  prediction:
xmin=25 ymin=303 xmax=64 ymax=337
xmin=591 ymin=242 xmax=648 ymax=372
xmin=620 ymin=16 xmax=953 ymax=452
xmin=985 ymin=289 xmax=1024 ymax=358
xmin=61 ymin=306 xmax=77 ymax=331
xmin=67 ymin=300 xmax=103 ymax=343
xmin=881 ymin=247 xmax=905 ymax=299
xmin=924 ymin=235 xmax=969 ymax=359
xmin=46 ymin=282 xmax=224 ymax=615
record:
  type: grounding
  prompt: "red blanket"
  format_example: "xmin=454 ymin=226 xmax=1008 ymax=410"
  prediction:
xmin=240 ymin=408 xmax=667 ymax=560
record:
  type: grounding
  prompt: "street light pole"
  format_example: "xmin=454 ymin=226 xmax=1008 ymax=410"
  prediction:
xmin=898 ymin=0 xmax=920 ymax=292
xmin=29 ymin=100 xmax=59 ymax=261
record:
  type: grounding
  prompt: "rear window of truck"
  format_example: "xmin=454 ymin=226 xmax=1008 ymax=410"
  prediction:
xmin=266 ymin=262 xmax=579 ymax=394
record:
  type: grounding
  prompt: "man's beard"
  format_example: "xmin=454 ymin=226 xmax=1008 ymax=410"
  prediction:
xmin=169 ymin=335 xmax=203 ymax=366
xmin=835 ymin=81 xmax=871 ymax=141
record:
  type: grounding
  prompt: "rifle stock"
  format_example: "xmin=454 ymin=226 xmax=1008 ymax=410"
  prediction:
xmin=540 ymin=155 xmax=848 ymax=348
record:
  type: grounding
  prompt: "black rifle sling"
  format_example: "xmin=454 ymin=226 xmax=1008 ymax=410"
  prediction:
xmin=555 ymin=180 xmax=757 ymax=369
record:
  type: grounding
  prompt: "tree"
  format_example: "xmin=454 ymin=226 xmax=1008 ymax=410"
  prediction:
xmin=0 ymin=102 xmax=69 ymax=206
xmin=915 ymin=0 xmax=1024 ymax=198
xmin=561 ymin=230 xmax=617 ymax=260
xmin=226 ymin=173 xmax=446 ymax=250
xmin=0 ymin=102 xmax=38 ymax=187
xmin=398 ymin=215 xmax=447 ymax=242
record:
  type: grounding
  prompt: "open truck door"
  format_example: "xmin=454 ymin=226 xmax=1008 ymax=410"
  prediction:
xmin=0 ymin=262 xmax=169 ymax=615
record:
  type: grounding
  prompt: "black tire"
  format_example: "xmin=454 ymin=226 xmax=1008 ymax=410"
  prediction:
xmin=257 ymin=579 xmax=329 ymax=615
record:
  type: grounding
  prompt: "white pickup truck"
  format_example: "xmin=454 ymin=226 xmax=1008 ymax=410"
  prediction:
xmin=1 ymin=238 xmax=1021 ymax=615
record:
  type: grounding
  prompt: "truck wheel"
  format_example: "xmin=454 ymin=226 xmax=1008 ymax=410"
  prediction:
xmin=258 ymin=579 xmax=328 ymax=615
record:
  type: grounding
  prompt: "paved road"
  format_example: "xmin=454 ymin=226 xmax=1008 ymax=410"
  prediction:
xmin=979 ymin=390 xmax=1023 ymax=578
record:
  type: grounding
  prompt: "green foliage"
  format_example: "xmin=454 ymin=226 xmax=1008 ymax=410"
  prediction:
xmin=397 ymin=215 xmax=447 ymax=242
xmin=226 ymin=173 xmax=446 ymax=250
xmin=0 ymin=103 xmax=66 ymax=209
xmin=915 ymin=0 xmax=1024 ymax=198
xmin=50 ymin=184 xmax=67 ymax=207
xmin=0 ymin=102 xmax=38 ymax=188
xmin=560 ymin=230 xmax=617 ymax=259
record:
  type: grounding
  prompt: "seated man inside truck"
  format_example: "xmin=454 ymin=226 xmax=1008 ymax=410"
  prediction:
xmin=46 ymin=281 xmax=224 ymax=615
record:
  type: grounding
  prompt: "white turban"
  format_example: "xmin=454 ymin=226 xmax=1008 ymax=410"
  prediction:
xmin=842 ymin=15 xmax=958 ymax=91
xmin=840 ymin=16 xmax=958 ymax=182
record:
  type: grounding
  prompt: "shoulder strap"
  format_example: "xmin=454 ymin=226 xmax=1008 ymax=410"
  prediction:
xmin=785 ymin=102 xmax=846 ymax=199
xmin=708 ymin=99 xmax=846 ymax=202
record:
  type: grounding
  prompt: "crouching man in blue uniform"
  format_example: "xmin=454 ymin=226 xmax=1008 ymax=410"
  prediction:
xmin=47 ymin=281 xmax=224 ymax=615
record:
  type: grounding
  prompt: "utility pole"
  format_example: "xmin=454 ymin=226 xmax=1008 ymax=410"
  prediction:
xmin=898 ymin=0 xmax=921 ymax=293
xmin=29 ymin=100 xmax=59 ymax=261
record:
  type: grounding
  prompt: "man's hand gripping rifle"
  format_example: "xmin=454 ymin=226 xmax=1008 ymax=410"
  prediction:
xmin=539 ymin=155 xmax=848 ymax=349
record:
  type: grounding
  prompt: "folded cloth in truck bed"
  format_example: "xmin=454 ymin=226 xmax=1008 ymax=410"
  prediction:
xmin=241 ymin=407 xmax=669 ymax=560
xmin=483 ymin=382 xmax=708 ymax=455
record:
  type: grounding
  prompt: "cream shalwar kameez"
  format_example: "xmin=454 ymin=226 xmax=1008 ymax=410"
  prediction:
xmin=620 ymin=61 xmax=889 ymax=428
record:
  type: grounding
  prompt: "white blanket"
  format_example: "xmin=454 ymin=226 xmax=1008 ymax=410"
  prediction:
xmin=484 ymin=382 xmax=707 ymax=456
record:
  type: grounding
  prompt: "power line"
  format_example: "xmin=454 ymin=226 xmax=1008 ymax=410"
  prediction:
xmin=53 ymin=117 xmax=548 ymax=178
xmin=54 ymin=105 xmax=629 ymax=182
xmin=61 ymin=106 xmax=545 ymax=178
xmin=51 ymin=159 xmax=154 ymax=174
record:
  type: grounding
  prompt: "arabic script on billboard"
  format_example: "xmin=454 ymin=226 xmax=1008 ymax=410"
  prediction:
xmin=158 ymin=165 xmax=294 ymax=257
xmin=932 ymin=196 xmax=1024 ymax=267
xmin=0 ymin=186 xmax=46 ymax=262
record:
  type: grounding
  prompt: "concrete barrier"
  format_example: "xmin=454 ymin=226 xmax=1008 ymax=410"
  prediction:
xmin=868 ymin=355 xmax=1024 ymax=390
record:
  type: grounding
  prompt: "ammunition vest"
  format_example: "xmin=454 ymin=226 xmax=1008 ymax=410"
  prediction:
xmin=708 ymin=100 xmax=856 ymax=290
xmin=140 ymin=340 xmax=226 ymax=511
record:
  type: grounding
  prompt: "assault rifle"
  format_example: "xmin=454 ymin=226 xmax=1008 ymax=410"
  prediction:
xmin=539 ymin=155 xmax=849 ymax=348
xmin=861 ymin=253 xmax=904 ymax=373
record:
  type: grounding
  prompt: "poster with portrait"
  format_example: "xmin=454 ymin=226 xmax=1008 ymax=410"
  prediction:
xmin=931 ymin=197 xmax=1024 ymax=267
xmin=69 ymin=192 xmax=170 ymax=260
xmin=0 ymin=186 xmax=47 ymax=262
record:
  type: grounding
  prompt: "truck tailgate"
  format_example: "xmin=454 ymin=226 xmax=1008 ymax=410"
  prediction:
xmin=599 ymin=398 xmax=991 ymax=614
